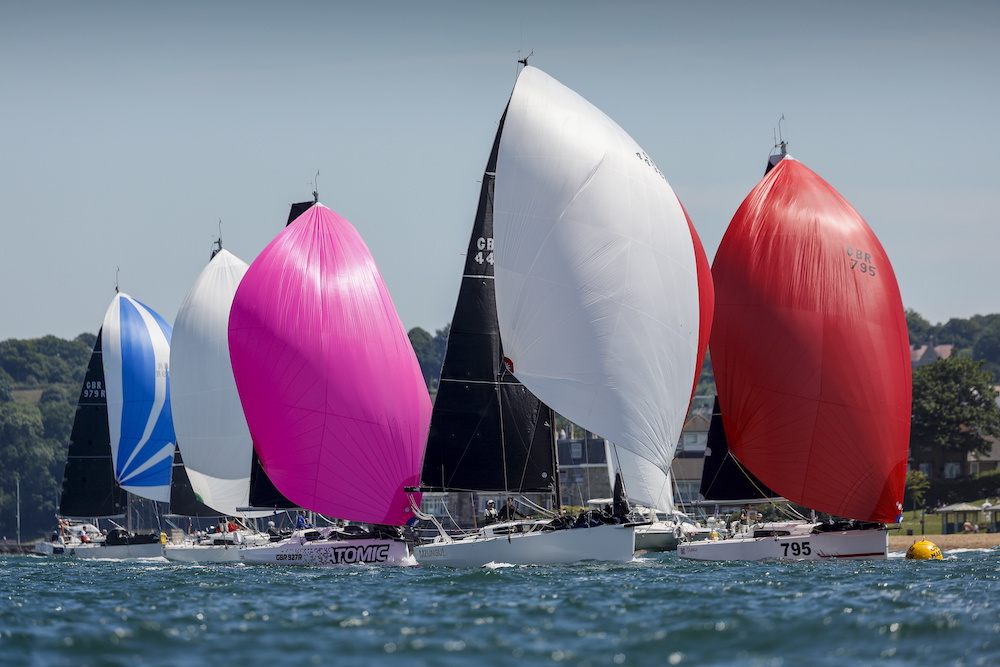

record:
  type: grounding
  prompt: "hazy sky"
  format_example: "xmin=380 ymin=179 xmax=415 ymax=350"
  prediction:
xmin=2 ymin=1 xmax=997 ymax=343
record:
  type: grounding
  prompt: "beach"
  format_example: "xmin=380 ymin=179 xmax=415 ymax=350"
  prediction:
xmin=889 ymin=532 xmax=1000 ymax=551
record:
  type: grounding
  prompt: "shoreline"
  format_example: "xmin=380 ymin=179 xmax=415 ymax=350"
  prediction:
xmin=888 ymin=533 xmax=1000 ymax=551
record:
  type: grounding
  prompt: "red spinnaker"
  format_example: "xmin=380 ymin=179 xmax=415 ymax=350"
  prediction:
xmin=711 ymin=157 xmax=910 ymax=523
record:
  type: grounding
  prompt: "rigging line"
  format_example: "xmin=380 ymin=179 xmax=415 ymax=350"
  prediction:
xmin=729 ymin=454 xmax=775 ymax=501
xmin=671 ymin=471 xmax=688 ymax=514
xmin=496 ymin=359 xmax=511 ymax=502
xmin=211 ymin=219 xmax=224 ymax=259
xmin=439 ymin=377 xmax=522 ymax=387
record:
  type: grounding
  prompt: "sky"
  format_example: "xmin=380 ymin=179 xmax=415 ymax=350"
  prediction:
xmin=2 ymin=1 xmax=997 ymax=343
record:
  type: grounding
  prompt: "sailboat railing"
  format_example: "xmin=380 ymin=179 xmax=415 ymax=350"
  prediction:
xmin=405 ymin=491 xmax=455 ymax=544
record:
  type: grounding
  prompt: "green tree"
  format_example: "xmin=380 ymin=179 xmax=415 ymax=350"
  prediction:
xmin=0 ymin=336 xmax=90 ymax=386
xmin=904 ymin=470 xmax=930 ymax=511
xmin=39 ymin=386 xmax=75 ymax=441
xmin=75 ymin=332 xmax=97 ymax=350
xmin=905 ymin=309 xmax=933 ymax=346
xmin=408 ymin=327 xmax=438 ymax=390
xmin=0 ymin=402 xmax=62 ymax=539
xmin=938 ymin=318 xmax=980 ymax=349
xmin=0 ymin=339 xmax=43 ymax=384
xmin=0 ymin=369 xmax=12 ymax=403
xmin=972 ymin=320 xmax=1000 ymax=382
xmin=693 ymin=351 xmax=715 ymax=398
xmin=911 ymin=356 xmax=1000 ymax=456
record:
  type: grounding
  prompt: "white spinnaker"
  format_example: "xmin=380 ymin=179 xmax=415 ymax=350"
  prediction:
xmin=170 ymin=249 xmax=269 ymax=517
xmin=493 ymin=66 xmax=702 ymax=473
xmin=607 ymin=444 xmax=675 ymax=513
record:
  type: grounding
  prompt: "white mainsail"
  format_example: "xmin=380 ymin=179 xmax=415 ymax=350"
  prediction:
xmin=170 ymin=249 xmax=269 ymax=517
xmin=493 ymin=66 xmax=706 ymax=482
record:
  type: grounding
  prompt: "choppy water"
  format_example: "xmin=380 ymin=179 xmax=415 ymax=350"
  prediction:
xmin=1 ymin=548 xmax=997 ymax=666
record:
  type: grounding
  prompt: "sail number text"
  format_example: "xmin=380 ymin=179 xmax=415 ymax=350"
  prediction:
xmin=635 ymin=151 xmax=664 ymax=180
xmin=781 ymin=541 xmax=812 ymax=557
xmin=82 ymin=380 xmax=106 ymax=399
xmin=475 ymin=236 xmax=494 ymax=266
xmin=846 ymin=247 xmax=876 ymax=277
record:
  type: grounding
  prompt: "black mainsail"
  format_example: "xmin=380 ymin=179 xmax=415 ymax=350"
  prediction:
xmin=58 ymin=330 xmax=127 ymax=518
xmin=420 ymin=109 xmax=558 ymax=497
xmin=698 ymin=397 xmax=775 ymax=502
xmin=167 ymin=446 xmax=222 ymax=517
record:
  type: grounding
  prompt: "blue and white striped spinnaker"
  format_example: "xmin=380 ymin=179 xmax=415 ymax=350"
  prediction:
xmin=102 ymin=292 xmax=175 ymax=502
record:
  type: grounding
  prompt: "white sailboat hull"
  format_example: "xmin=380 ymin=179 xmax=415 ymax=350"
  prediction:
xmin=239 ymin=532 xmax=414 ymax=567
xmin=414 ymin=522 xmax=635 ymax=568
xmin=634 ymin=527 xmax=680 ymax=552
xmin=677 ymin=524 xmax=888 ymax=561
xmin=164 ymin=544 xmax=243 ymax=563
xmin=633 ymin=519 xmax=715 ymax=552
xmin=164 ymin=532 xmax=271 ymax=563
xmin=35 ymin=540 xmax=164 ymax=560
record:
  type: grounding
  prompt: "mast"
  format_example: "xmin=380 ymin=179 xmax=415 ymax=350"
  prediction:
xmin=420 ymin=98 xmax=556 ymax=499
xmin=15 ymin=476 xmax=20 ymax=546
xmin=549 ymin=407 xmax=561 ymax=511
xmin=765 ymin=116 xmax=788 ymax=175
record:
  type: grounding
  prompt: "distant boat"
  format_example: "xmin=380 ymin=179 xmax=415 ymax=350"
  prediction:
xmin=37 ymin=293 xmax=174 ymax=559
xmin=231 ymin=203 xmax=431 ymax=567
xmin=413 ymin=64 xmax=712 ymax=567
xmin=678 ymin=146 xmax=911 ymax=561
xmin=164 ymin=243 xmax=274 ymax=563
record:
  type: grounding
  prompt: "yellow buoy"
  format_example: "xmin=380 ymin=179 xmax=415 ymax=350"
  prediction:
xmin=905 ymin=539 xmax=943 ymax=560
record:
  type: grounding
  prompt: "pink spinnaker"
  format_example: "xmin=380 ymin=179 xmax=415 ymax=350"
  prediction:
xmin=228 ymin=204 xmax=430 ymax=525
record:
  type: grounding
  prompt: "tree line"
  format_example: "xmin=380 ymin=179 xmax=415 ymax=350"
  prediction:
xmin=0 ymin=335 xmax=93 ymax=542
xmin=1 ymin=310 xmax=997 ymax=541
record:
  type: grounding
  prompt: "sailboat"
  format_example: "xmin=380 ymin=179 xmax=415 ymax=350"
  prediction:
xmin=37 ymin=293 xmax=175 ymax=559
xmin=163 ymin=242 xmax=274 ymax=563
xmin=410 ymin=88 xmax=592 ymax=568
xmin=36 ymin=329 xmax=125 ymax=556
xmin=231 ymin=202 xmax=431 ymax=567
xmin=413 ymin=64 xmax=713 ymax=567
xmin=678 ymin=145 xmax=911 ymax=561
xmin=606 ymin=446 xmax=710 ymax=551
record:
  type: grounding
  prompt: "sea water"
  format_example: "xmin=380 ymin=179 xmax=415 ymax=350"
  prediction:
xmin=1 ymin=548 xmax=997 ymax=666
